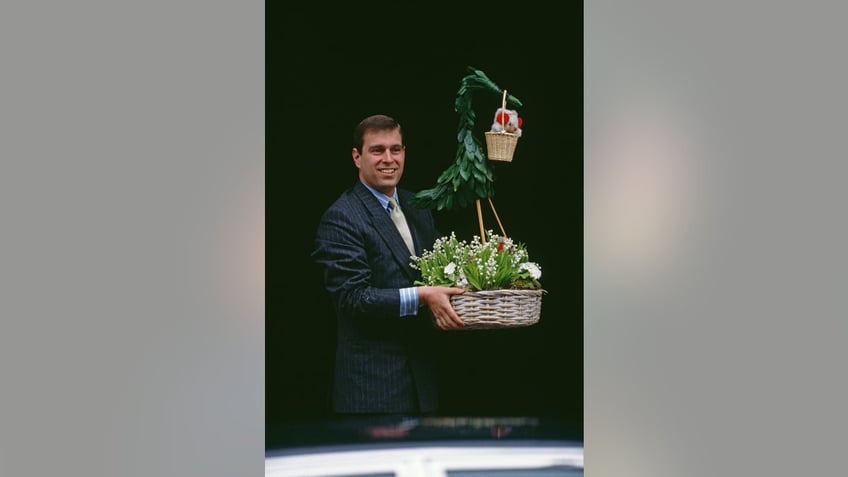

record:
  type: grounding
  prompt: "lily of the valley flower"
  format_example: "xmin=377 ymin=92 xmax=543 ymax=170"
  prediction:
xmin=411 ymin=230 xmax=542 ymax=291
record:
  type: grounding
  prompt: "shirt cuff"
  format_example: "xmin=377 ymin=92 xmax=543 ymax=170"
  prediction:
xmin=399 ymin=286 xmax=419 ymax=316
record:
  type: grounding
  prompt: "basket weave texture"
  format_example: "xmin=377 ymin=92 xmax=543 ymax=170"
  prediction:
xmin=450 ymin=289 xmax=543 ymax=330
xmin=484 ymin=131 xmax=519 ymax=162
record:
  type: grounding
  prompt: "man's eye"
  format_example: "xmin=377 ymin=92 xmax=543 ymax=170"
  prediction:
xmin=370 ymin=147 xmax=386 ymax=154
xmin=390 ymin=146 xmax=404 ymax=154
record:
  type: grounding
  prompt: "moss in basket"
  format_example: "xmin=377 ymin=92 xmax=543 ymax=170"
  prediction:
xmin=411 ymin=231 xmax=542 ymax=291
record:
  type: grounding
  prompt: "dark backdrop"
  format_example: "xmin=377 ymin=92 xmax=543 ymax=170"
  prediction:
xmin=267 ymin=6 xmax=583 ymax=438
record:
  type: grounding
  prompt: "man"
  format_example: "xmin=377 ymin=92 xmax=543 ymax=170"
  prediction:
xmin=312 ymin=114 xmax=465 ymax=415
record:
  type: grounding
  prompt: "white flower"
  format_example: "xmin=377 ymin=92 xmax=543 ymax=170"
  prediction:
xmin=444 ymin=262 xmax=457 ymax=276
xmin=520 ymin=262 xmax=542 ymax=279
xmin=457 ymin=270 xmax=468 ymax=288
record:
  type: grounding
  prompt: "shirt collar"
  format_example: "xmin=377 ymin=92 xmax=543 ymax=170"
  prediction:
xmin=360 ymin=180 xmax=398 ymax=212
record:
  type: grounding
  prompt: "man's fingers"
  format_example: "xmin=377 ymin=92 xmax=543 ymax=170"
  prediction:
xmin=438 ymin=313 xmax=464 ymax=330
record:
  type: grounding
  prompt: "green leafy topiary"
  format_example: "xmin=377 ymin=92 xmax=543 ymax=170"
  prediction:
xmin=409 ymin=67 xmax=522 ymax=211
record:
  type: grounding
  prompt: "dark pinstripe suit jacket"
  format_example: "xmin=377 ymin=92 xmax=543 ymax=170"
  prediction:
xmin=312 ymin=181 xmax=442 ymax=414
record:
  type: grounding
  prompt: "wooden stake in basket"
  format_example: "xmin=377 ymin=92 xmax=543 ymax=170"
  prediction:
xmin=484 ymin=89 xmax=520 ymax=162
xmin=475 ymin=197 xmax=508 ymax=244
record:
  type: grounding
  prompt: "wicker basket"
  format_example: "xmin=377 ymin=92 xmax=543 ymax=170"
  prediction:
xmin=485 ymin=131 xmax=519 ymax=162
xmin=450 ymin=289 xmax=544 ymax=330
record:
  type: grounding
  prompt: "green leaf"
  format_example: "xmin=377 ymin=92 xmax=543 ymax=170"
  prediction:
xmin=458 ymin=162 xmax=470 ymax=181
xmin=473 ymin=157 xmax=488 ymax=173
xmin=472 ymin=167 xmax=486 ymax=183
xmin=436 ymin=166 xmax=454 ymax=183
xmin=463 ymin=133 xmax=474 ymax=150
xmin=456 ymin=129 xmax=467 ymax=143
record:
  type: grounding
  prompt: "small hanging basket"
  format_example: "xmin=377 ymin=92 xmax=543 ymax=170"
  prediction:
xmin=485 ymin=89 xmax=520 ymax=162
xmin=485 ymin=131 xmax=519 ymax=162
xmin=450 ymin=288 xmax=544 ymax=330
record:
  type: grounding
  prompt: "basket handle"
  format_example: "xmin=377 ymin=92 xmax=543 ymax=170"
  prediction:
xmin=499 ymin=89 xmax=508 ymax=128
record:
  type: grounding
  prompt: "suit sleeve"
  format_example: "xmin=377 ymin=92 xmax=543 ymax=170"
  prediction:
xmin=312 ymin=206 xmax=406 ymax=320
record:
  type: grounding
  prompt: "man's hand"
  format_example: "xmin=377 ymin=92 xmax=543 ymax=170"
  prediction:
xmin=417 ymin=286 xmax=466 ymax=330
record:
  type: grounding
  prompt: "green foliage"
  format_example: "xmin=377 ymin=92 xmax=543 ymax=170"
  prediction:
xmin=409 ymin=67 xmax=522 ymax=210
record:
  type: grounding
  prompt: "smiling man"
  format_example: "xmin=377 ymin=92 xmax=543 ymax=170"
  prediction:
xmin=311 ymin=114 xmax=465 ymax=417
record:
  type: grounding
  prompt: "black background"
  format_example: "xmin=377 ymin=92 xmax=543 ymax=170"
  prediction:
xmin=267 ymin=5 xmax=583 ymax=438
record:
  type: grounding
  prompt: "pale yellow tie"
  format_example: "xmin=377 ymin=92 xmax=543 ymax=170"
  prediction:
xmin=387 ymin=197 xmax=415 ymax=255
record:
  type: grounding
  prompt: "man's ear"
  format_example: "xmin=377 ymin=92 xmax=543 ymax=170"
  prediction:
xmin=351 ymin=147 xmax=361 ymax=168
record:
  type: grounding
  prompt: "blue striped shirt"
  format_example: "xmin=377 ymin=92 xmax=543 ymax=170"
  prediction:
xmin=361 ymin=181 xmax=420 ymax=316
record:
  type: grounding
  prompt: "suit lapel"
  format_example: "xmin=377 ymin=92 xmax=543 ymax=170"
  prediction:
xmin=353 ymin=184 xmax=418 ymax=279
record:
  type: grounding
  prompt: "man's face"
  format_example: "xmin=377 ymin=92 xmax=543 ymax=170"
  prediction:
xmin=353 ymin=128 xmax=405 ymax=196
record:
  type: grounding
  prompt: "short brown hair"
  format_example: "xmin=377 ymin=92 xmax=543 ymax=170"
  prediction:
xmin=353 ymin=114 xmax=403 ymax=152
